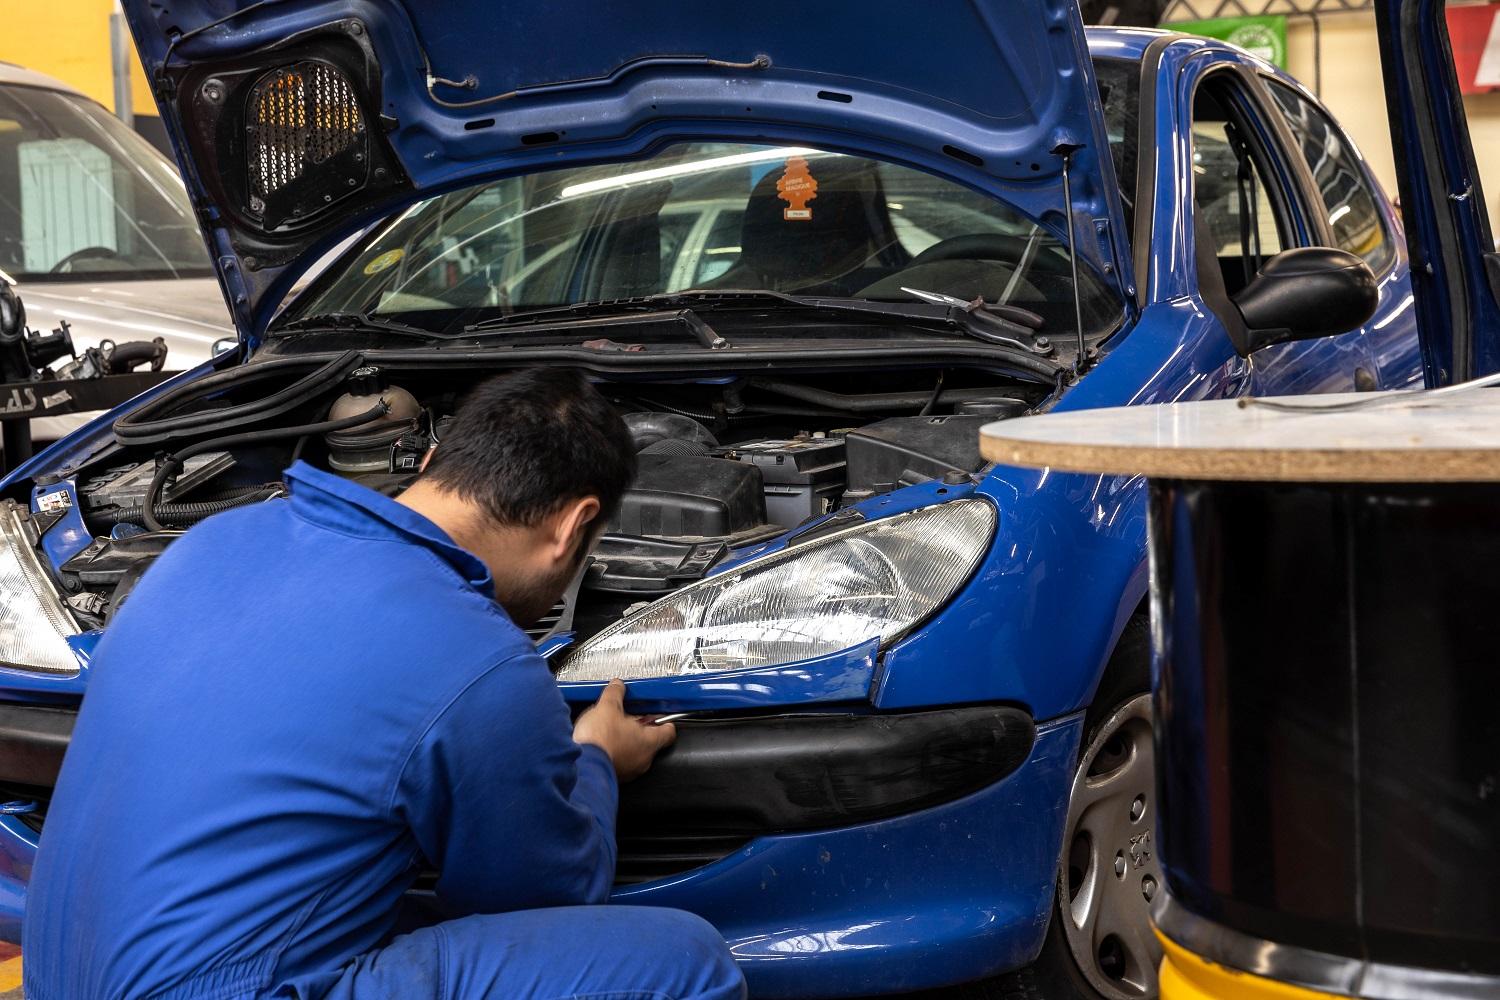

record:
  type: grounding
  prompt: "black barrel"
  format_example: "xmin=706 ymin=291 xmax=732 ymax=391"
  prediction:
xmin=1150 ymin=479 xmax=1500 ymax=998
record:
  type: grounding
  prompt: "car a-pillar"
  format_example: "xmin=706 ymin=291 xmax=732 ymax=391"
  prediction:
xmin=980 ymin=393 xmax=1500 ymax=1000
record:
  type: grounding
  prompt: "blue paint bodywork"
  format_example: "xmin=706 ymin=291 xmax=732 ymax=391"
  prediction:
xmin=0 ymin=28 xmax=1424 ymax=998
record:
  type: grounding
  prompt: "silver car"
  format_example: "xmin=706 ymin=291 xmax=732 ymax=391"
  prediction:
xmin=0 ymin=62 xmax=229 ymax=439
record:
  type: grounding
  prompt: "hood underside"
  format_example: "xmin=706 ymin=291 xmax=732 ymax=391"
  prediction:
xmin=122 ymin=0 xmax=1127 ymax=344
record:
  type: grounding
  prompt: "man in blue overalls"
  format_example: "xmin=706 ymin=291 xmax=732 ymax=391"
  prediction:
xmin=23 ymin=368 xmax=746 ymax=1000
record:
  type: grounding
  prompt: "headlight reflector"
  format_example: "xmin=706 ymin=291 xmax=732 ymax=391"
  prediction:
xmin=0 ymin=502 xmax=80 ymax=675
xmin=558 ymin=498 xmax=995 ymax=681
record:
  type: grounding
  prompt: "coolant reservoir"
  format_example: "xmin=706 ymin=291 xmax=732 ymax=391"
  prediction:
xmin=325 ymin=366 xmax=421 ymax=472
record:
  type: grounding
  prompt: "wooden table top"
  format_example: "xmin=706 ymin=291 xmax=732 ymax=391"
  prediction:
xmin=979 ymin=389 xmax=1500 ymax=482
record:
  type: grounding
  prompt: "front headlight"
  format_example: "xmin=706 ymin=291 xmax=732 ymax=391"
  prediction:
xmin=558 ymin=498 xmax=995 ymax=681
xmin=0 ymin=501 xmax=80 ymax=675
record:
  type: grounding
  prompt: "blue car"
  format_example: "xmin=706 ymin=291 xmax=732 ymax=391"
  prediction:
xmin=0 ymin=4 xmax=1420 ymax=998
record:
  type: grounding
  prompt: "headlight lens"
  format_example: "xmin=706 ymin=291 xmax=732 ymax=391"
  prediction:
xmin=0 ymin=502 xmax=80 ymax=675
xmin=558 ymin=498 xmax=995 ymax=681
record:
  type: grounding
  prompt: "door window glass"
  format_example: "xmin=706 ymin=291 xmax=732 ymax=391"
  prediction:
xmin=1192 ymin=82 xmax=1288 ymax=296
xmin=1266 ymin=81 xmax=1394 ymax=274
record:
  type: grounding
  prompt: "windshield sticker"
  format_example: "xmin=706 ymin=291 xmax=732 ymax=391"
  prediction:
xmin=777 ymin=156 xmax=818 ymax=221
xmin=362 ymin=249 xmax=405 ymax=275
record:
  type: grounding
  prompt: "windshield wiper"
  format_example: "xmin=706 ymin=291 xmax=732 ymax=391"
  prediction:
xmin=272 ymin=311 xmax=438 ymax=340
xmin=898 ymin=287 xmax=1053 ymax=356
xmin=461 ymin=289 xmax=1055 ymax=357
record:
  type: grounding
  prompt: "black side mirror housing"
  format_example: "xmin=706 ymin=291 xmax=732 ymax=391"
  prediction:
xmin=1232 ymin=247 xmax=1379 ymax=354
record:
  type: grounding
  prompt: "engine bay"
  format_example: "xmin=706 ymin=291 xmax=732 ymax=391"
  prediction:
xmin=27 ymin=356 xmax=1043 ymax=648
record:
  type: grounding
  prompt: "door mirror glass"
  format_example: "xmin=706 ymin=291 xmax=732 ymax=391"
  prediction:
xmin=1232 ymin=247 xmax=1379 ymax=353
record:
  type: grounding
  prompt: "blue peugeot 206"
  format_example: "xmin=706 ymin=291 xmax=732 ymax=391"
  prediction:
xmin=0 ymin=2 xmax=1423 ymax=998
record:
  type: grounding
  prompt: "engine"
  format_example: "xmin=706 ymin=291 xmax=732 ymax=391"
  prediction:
xmin=37 ymin=362 xmax=1039 ymax=646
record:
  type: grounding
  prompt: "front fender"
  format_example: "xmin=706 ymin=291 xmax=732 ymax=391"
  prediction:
xmin=878 ymin=302 xmax=1242 ymax=719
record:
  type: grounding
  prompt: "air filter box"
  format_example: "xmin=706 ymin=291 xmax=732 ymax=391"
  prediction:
xmin=612 ymin=455 xmax=766 ymax=539
xmin=721 ymin=437 xmax=846 ymax=531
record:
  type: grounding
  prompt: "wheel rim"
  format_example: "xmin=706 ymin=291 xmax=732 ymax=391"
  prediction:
xmin=1059 ymin=694 xmax=1161 ymax=999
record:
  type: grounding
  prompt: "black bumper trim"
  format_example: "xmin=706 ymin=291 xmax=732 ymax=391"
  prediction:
xmin=0 ymin=703 xmax=75 ymax=788
xmin=619 ymin=704 xmax=1036 ymax=839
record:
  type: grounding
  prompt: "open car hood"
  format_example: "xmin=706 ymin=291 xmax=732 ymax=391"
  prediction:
xmin=122 ymin=0 xmax=1128 ymax=346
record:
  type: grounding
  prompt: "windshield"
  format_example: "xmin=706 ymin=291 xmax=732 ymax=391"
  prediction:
xmin=287 ymin=142 xmax=1120 ymax=339
xmin=0 ymin=84 xmax=210 ymax=281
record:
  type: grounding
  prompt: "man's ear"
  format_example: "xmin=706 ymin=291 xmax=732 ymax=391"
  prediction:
xmin=549 ymin=496 xmax=602 ymax=562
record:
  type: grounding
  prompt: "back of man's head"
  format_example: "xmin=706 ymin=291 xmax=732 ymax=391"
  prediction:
xmin=420 ymin=367 xmax=636 ymax=528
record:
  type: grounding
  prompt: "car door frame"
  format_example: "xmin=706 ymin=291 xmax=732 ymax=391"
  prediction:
xmin=1176 ymin=49 xmax=1391 ymax=397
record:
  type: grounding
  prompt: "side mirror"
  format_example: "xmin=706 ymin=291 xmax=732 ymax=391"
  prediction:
xmin=1232 ymin=247 xmax=1378 ymax=354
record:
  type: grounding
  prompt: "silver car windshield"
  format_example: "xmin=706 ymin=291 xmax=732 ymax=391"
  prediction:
xmin=289 ymin=142 xmax=1120 ymax=338
xmin=0 ymin=84 xmax=211 ymax=281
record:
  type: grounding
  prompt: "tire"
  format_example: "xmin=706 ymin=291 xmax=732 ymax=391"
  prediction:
xmin=913 ymin=616 xmax=1158 ymax=1000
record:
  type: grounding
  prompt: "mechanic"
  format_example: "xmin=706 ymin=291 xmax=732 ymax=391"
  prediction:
xmin=22 ymin=367 xmax=746 ymax=1000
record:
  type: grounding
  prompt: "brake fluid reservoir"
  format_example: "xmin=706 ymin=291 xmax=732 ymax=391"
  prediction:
xmin=325 ymin=366 xmax=421 ymax=472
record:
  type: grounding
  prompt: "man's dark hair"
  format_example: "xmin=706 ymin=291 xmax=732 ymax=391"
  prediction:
xmin=421 ymin=368 xmax=636 ymax=527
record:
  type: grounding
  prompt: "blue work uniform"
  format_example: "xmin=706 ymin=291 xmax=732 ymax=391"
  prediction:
xmin=23 ymin=462 xmax=743 ymax=1000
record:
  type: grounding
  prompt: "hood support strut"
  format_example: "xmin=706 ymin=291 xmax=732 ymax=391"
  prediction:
xmin=1055 ymin=142 xmax=1090 ymax=377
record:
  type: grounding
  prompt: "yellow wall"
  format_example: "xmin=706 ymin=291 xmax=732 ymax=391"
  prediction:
xmin=0 ymin=1 xmax=155 ymax=116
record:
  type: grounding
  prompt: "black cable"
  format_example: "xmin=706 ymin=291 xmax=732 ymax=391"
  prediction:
xmin=919 ymin=372 xmax=946 ymax=417
xmin=142 ymin=402 xmax=388 ymax=532
xmin=109 ymin=488 xmax=285 ymax=528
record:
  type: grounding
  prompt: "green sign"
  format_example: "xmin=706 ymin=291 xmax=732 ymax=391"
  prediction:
xmin=1174 ymin=14 xmax=1288 ymax=68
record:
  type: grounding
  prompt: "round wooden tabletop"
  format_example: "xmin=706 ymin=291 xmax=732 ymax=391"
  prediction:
xmin=979 ymin=389 xmax=1500 ymax=482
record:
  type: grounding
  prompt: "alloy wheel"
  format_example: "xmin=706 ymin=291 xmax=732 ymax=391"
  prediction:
xmin=1058 ymin=694 xmax=1161 ymax=999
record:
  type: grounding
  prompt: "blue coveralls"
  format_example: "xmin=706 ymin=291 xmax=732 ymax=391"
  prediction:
xmin=23 ymin=462 xmax=744 ymax=1000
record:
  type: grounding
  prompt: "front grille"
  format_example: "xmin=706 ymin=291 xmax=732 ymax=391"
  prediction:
xmin=614 ymin=832 xmax=749 ymax=885
xmin=248 ymin=62 xmax=363 ymax=201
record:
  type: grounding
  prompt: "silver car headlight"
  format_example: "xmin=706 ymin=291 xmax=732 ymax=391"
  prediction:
xmin=0 ymin=501 xmax=81 ymax=675
xmin=557 ymin=498 xmax=995 ymax=681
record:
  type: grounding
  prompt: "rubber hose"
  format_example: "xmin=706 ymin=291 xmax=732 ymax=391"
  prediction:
xmin=624 ymin=411 xmax=718 ymax=451
xmin=114 ymin=351 xmax=365 ymax=446
xmin=141 ymin=401 xmax=388 ymax=532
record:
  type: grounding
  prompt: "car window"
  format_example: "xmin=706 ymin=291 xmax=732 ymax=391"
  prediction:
xmin=1265 ymin=80 xmax=1395 ymax=275
xmin=1092 ymin=57 xmax=1141 ymax=235
xmin=1191 ymin=80 xmax=1288 ymax=295
xmin=291 ymin=142 xmax=1121 ymax=339
xmin=0 ymin=84 xmax=211 ymax=281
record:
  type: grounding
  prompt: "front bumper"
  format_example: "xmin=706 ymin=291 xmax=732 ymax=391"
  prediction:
xmin=0 ymin=710 xmax=1080 ymax=997
xmin=610 ymin=715 xmax=1080 ymax=997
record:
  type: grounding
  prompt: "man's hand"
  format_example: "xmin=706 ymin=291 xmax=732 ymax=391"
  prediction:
xmin=573 ymin=679 xmax=676 ymax=782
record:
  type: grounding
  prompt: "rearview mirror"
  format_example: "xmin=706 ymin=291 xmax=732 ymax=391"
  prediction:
xmin=1232 ymin=247 xmax=1378 ymax=354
